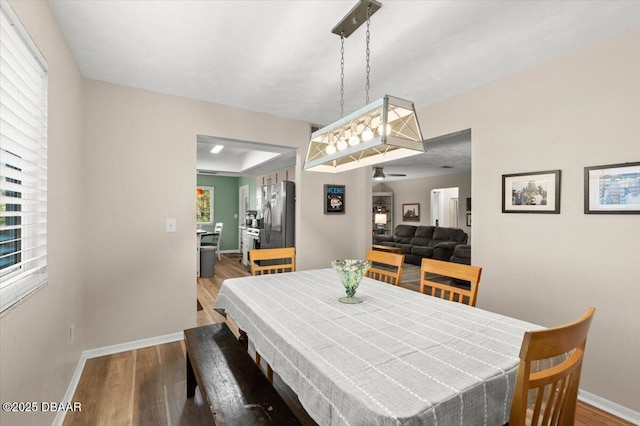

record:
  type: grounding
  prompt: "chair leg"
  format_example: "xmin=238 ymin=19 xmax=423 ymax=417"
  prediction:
xmin=255 ymin=351 xmax=273 ymax=383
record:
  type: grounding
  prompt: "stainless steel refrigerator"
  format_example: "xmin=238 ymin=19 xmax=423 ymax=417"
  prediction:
xmin=260 ymin=181 xmax=295 ymax=249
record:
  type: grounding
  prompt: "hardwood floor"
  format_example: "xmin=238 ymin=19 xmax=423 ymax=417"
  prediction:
xmin=64 ymin=254 xmax=634 ymax=425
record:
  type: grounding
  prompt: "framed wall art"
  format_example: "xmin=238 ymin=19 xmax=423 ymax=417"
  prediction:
xmin=584 ymin=161 xmax=640 ymax=214
xmin=196 ymin=186 xmax=214 ymax=223
xmin=402 ymin=203 xmax=420 ymax=221
xmin=502 ymin=170 xmax=561 ymax=214
xmin=466 ymin=213 xmax=471 ymax=227
xmin=324 ymin=184 xmax=345 ymax=214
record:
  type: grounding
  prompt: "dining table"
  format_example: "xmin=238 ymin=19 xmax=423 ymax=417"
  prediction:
xmin=213 ymin=268 xmax=541 ymax=426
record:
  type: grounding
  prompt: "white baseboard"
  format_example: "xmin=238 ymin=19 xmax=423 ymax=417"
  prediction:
xmin=81 ymin=331 xmax=184 ymax=360
xmin=53 ymin=331 xmax=184 ymax=426
xmin=579 ymin=390 xmax=640 ymax=424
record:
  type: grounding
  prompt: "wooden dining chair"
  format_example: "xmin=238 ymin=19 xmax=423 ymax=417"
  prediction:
xmin=509 ymin=307 xmax=596 ymax=426
xmin=249 ymin=247 xmax=296 ymax=276
xmin=365 ymin=249 xmax=405 ymax=286
xmin=419 ymin=258 xmax=482 ymax=306
xmin=247 ymin=246 xmax=296 ymax=383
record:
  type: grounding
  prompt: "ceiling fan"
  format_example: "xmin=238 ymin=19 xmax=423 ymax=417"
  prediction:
xmin=373 ymin=166 xmax=406 ymax=180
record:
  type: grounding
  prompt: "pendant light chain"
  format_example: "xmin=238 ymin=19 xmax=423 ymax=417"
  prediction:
xmin=365 ymin=5 xmax=371 ymax=105
xmin=340 ymin=32 xmax=345 ymax=118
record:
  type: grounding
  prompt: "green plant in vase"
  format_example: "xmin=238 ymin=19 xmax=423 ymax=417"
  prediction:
xmin=331 ymin=259 xmax=372 ymax=304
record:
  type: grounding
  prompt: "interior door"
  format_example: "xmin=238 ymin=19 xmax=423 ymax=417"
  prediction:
xmin=449 ymin=197 xmax=459 ymax=227
xmin=431 ymin=190 xmax=441 ymax=226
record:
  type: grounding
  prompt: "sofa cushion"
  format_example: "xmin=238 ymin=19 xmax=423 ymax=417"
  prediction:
xmin=409 ymin=236 xmax=431 ymax=247
xmin=432 ymin=227 xmax=468 ymax=244
xmin=394 ymin=243 xmax=414 ymax=254
xmin=409 ymin=226 xmax=435 ymax=246
xmin=378 ymin=242 xmax=398 ymax=248
xmin=411 ymin=246 xmax=434 ymax=257
xmin=394 ymin=225 xmax=417 ymax=244
xmin=450 ymin=245 xmax=472 ymax=286
xmin=432 ymin=242 xmax=460 ymax=260
xmin=451 ymin=245 xmax=471 ymax=262
xmin=414 ymin=226 xmax=436 ymax=238
xmin=373 ymin=234 xmax=395 ymax=244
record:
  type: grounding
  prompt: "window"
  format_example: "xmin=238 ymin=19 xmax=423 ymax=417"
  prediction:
xmin=0 ymin=1 xmax=48 ymax=312
xmin=196 ymin=186 xmax=214 ymax=224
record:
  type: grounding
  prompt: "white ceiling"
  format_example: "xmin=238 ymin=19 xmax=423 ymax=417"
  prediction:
xmin=48 ymin=0 xmax=640 ymax=179
xmin=196 ymin=135 xmax=297 ymax=177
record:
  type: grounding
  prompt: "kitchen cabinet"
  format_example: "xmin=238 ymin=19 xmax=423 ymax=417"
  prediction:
xmin=257 ymin=167 xmax=295 ymax=187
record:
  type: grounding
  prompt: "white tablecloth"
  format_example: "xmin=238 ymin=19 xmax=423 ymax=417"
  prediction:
xmin=214 ymin=268 xmax=541 ymax=426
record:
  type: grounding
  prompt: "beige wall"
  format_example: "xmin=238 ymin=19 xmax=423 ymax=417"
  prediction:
xmin=83 ymin=80 xmax=307 ymax=348
xmin=1 ymin=1 xmax=85 ymax=425
xmin=417 ymin=29 xmax=640 ymax=411
xmin=82 ymin=80 xmax=373 ymax=349
xmin=297 ymin=157 xmax=372 ymax=269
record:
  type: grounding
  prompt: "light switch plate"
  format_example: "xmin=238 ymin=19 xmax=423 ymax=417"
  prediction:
xmin=166 ymin=218 xmax=176 ymax=233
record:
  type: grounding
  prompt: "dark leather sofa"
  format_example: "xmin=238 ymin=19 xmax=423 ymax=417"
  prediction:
xmin=373 ymin=224 xmax=468 ymax=265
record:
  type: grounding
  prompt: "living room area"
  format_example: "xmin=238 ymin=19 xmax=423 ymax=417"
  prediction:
xmin=369 ymin=129 xmax=471 ymax=285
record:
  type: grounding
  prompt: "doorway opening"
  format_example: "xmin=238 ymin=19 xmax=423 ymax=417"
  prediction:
xmin=431 ymin=187 xmax=459 ymax=227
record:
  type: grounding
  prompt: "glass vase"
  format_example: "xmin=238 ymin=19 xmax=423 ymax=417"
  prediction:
xmin=331 ymin=259 xmax=372 ymax=304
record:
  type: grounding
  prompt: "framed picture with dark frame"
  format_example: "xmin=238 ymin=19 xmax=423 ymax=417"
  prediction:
xmin=402 ymin=203 xmax=420 ymax=221
xmin=324 ymin=184 xmax=345 ymax=214
xmin=466 ymin=213 xmax=471 ymax=227
xmin=502 ymin=170 xmax=561 ymax=214
xmin=584 ymin=161 xmax=640 ymax=214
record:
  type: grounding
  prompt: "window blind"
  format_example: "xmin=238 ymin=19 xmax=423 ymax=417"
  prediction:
xmin=0 ymin=1 xmax=48 ymax=312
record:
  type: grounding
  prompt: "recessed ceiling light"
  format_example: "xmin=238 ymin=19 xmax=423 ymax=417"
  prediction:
xmin=210 ymin=145 xmax=224 ymax=154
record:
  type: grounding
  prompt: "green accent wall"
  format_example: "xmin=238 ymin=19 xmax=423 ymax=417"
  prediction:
xmin=197 ymin=174 xmax=240 ymax=251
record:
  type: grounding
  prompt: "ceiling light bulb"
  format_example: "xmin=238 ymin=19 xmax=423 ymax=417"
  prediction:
xmin=337 ymin=138 xmax=348 ymax=150
xmin=348 ymin=122 xmax=361 ymax=146
xmin=326 ymin=143 xmax=337 ymax=155
xmin=361 ymin=128 xmax=374 ymax=141
xmin=377 ymin=124 xmax=391 ymax=136
xmin=210 ymin=145 xmax=224 ymax=154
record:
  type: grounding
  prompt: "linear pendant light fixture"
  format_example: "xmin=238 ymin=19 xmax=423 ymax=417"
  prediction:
xmin=303 ymin=0 xmax=425 ymax=173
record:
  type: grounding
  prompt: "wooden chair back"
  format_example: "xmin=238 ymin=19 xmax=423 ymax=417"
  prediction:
xmin=365 ymin=250 xmax=405 ymax=286
xmin=419 ymin=258 xmax=482 ymax=306
xmin=509 ymin=307 xmax=596 ymax=426
xmin=249 ymin=247 xmax=296 ymax=276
